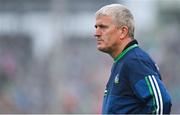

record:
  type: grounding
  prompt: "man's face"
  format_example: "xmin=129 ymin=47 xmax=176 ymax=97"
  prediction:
xmin=94 ymin=15 xmax=121 ymax=53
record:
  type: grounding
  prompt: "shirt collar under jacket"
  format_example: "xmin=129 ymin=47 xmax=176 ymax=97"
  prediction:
xmin=114 ymin=39 xmax=138 ymax=63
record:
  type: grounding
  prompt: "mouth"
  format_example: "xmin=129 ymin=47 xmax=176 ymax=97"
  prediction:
xmin=97 ymin=39 xmax=103 ymax=44
xmin=96 ymin=38 xmax=103 ymax=42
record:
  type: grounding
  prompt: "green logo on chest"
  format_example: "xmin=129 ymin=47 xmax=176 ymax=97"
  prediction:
xmin=114 ymin=74 xmax=119 ymax=84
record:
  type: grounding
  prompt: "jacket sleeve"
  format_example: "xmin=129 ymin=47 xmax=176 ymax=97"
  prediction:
xmin=124 ymin=59 xmax=172 ymax=114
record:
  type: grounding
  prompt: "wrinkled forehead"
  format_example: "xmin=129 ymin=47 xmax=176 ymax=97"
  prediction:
xmin=95 ymin=15 xmax=116 ymax=28
xmin=95 ymin=14 xmax=116 ymax=26
xmin=95 ymin=15 xmax=113 ymax=22
xmin=96 ymin=14 xmax=111 ymax=19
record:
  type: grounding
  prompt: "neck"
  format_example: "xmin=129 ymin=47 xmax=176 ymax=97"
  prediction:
xmin=111 ymin=38 xmax=133 ymax=59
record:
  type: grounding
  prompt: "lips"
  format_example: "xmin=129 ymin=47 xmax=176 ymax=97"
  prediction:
xmin=97 ymin=39 xmax=103 ymax=44
xmin=97 ymin=38 xmax=103 ymax=42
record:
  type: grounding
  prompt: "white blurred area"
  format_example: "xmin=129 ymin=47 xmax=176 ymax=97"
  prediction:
xmin=0 ymin=0 xmax=180 ymax=113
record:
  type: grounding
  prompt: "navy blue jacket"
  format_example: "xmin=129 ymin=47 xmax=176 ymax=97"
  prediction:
xmin=102 ymin=40 xmax=172 ymax=114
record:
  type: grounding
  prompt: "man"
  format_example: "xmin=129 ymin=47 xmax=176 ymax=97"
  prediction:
xmin=94 ymin=4 xmax=172 ymax=114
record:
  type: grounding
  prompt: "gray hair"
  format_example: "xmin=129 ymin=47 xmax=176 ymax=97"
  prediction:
xmin=95 ymin=4 xmax=135 ymax=38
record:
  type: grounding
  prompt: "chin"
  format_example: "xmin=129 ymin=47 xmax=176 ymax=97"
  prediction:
xmin=97 ymin=47 xmax=109 ymax=53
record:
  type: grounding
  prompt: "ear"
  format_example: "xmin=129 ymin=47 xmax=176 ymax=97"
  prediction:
xmin=119 ymin=26 xmax=129 ymax=40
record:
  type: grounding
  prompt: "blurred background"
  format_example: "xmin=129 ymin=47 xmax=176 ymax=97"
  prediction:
xmin=0 ymin=0 xmax=179 ymax=113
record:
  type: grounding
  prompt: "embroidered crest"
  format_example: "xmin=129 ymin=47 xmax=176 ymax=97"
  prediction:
xmin=114 ymin=74 xmax=119 ymax=84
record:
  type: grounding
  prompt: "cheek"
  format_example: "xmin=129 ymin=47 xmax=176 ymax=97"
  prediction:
xmin=104 ymin=34 xmax=117 ymax=46
xmin=102 ymin=36 xmax=111 ymax=46
xmin=102 ymin=29 xmax=119 ymax=46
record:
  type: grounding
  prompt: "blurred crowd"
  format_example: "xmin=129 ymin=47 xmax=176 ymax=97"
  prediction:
xmin=0 ymin=0 xmax=180 ymax=113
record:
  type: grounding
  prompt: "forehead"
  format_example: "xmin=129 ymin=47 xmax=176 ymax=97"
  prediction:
xmin=96 ymin=15 xmax=113 ymax=24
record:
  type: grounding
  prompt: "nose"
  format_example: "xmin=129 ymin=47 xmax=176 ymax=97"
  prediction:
xmin=94 ymin=27 xmax=102 ymax=38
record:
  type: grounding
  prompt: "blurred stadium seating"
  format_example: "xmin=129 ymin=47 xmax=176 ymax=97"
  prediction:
xmin=0 ymin=0 xmax=180 ymax=113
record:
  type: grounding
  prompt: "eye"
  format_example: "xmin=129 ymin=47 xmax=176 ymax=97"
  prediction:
xmin=95 ymin=24 xmax=109 ymax=30
xmin=94 ymin=25 xmax=97 ymax=28
xmin=99 ymin=25 xmax=108 ymax=29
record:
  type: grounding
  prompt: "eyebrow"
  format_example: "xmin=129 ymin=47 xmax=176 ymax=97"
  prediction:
xmin=94 ymin=24 xmax=108 ymax=28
